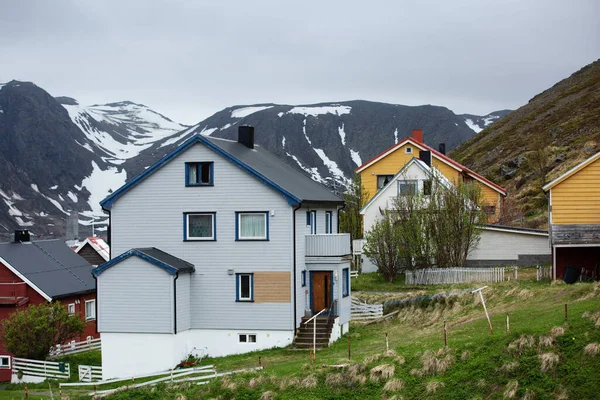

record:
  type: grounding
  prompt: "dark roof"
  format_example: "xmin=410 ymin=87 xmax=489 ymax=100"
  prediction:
xmin=0 ymin=239 xmax=95 ymax=299
xmin=93 ymin=247 xmax=195 ymax=276
xmin=100 ymin=134 xmax=343 ymax=209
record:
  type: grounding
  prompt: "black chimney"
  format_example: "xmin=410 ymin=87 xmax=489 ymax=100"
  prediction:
xmin=419 ymin=150 xmax=431 ymax=167
xmin=438 ymin=143 xmax=446 ymax=155
xmin=14 ymin=230 xmax=30 ymax=242
xmin=238 ymin=126 xmax=255 ymax=149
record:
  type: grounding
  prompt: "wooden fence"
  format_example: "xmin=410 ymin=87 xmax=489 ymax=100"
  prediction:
xmin=536 ymin=266 xmax=552 ymax=281
xmin=350 ymin=296 xmax=383 ymax=321
xmin=405 ymin=267 xmax=505 ymax=285
xmin=79 ymin=364 xmax=103 ymax=382
xmin=13 ymin=357 xmax=70 ymax=380
xmin=49 ymin=337 xmax=101 ymax=358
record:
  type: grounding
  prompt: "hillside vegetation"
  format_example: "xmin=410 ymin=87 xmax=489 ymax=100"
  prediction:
xmin=451 ymin=59 xmax=600 ymax=228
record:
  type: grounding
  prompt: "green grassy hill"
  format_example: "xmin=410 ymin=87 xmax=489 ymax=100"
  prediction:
xmin=450 ymin=59 xmax=600 ymax=228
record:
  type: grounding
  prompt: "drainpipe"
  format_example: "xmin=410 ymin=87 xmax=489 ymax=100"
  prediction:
xmin=292 ymin=203 xmax=302 ymax=334
xmin=173 ymin=272 xmax=179 ymax=334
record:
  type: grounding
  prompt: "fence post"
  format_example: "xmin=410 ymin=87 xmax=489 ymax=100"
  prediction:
xmin=258 ymin=356 xmax=262 ymax=368
xmin=385 ymin=332 xmax=389 ymax=352
xmin=348 ymin=335 xmax=351 ymax=360
xmin=506 ymin=314 xmax=510 ymax=334
xmin=565 ymin=303 xmax=568 ymax=321
xmin=514 ymin=267 xmax=518 ymax=280
xmin=443 ymin=321 xmax=448 ymax=347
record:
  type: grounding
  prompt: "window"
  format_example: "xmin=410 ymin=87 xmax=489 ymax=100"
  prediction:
xmin=405 ymin=146 xmax=413 ymax=154
xmin=185 ymin=162 xmax=213 ymax=186
xmin=484 ymin=205 xmax=496 ymax=215
xmin=397 ymin=181 xmax=418 ymax=196
xmin=306 ymin=210 xmax=317 ymax=234
xmin=239 ymin=334 xmax=257 ymax=343
xmin=342 ymin=268 xmax=350 ymax=297
xmin=67 ymin=303 xmax=75 ymax=315
xmin=236 ymin=273 xmax=254 ymax=301
xmin=0 ymin=356 xmax=10 ymax=369
xmin=377 ymin=175 xmax=394 ymax=189
xmin=236 ymin=212 xmax=268 ymax=240
xmin=184 ymin=213 xmax=216 ymax=241
xmin=423 ymin=179 xmax=433 ymax=196
xmin=325 ymin=211 xmax=333 ymax=234
xmin=301 ymin=270 xmax=307 ymax=287
xmin=85 ymin=300 xmax=96 ymax=321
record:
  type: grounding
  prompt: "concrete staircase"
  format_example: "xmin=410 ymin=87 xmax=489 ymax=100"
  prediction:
xmin=293 ymin=316 xmax=335 ymax=349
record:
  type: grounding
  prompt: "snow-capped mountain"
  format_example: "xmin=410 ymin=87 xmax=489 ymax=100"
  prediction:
xmin=0 ymin=80 xmax=509 ymax=240
xmin=460 ymin=110 xmax=512 ymax=133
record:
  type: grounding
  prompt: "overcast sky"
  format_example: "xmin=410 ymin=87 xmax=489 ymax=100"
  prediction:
xmin=1 ymin=0 xmax=598 ymax=125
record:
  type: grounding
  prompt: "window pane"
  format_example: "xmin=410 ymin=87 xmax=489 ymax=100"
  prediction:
xmin=0 ymin=357 xmax=8 ymax=367
xmin=240 ymin=214 xmax=265 ymax=238
xmin=239 ymin=334 xmax=247 ymax=342
xmin=398 ymin=182 xmax=417 ymax=196
xmin=189 ymin=214 xmax=213 ymax=238
xmin=377 ymin=175 xmax=393 ymax=189
xmin=240 ymin=275 xmax=250 ymax=299
xmin=201 ymin=163 xmax=211 ymax=184
xmin=249 ymin=335 xmax=256 ymax=343
xmin=85 ymin=301 xmax=94 ymax=318
xmin=189 ymin=164 xmax=198 ymax=184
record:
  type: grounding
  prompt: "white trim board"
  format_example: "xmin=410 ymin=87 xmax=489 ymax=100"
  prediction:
xmin=484 ymin=226 xmax=548 ymax=237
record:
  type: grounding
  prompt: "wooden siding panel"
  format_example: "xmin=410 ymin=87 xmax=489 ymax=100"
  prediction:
xmin=468 ymin=229 xmax=550 ymax=261
xmin=254 ymin=272 xmax=291 ymax=303
xmin=97 ymin=257 xmax=173 ymax=334
xmin=77 ymin=244 xmax=106 ymax=266
xmin=552 ymin=158 xmax=600 ymax=224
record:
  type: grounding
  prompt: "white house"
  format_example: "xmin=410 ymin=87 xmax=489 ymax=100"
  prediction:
xmin=94 ymin=126 xmax=352 ymax=379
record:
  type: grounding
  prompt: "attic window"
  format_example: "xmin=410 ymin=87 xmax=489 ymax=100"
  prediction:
xmin=186 ymin=162 xmax=213 ymax=186
xmin=485 ymin=205 xmax=496 ymax=215
xmin=377 ymin=175 xmax=394 ymax=189
xmin=405 ymin=147 xmax=413 ymax=154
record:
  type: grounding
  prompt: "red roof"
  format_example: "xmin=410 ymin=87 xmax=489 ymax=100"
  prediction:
xmin=355 ymin=137 xmax=506 ymax=195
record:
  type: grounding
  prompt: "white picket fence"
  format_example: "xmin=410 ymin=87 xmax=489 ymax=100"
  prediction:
xmin=536 ymin=265 xmax=552 ymax=281
xmin=79 ymin=364 xmax=103 ymax=382
xmin=48 ymin=337 xmax=101 ymax=358
xmin=350 ymin=296 xmax=383 ymax=321
xmin=13 ymin=357 xmax=70 ymax=380
xmin=405 ymin=267 xmax=506 ymax=285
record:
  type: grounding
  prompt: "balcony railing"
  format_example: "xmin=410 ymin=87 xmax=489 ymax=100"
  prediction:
xmin=0 ymin=282 xmax=27 ymax=300
xmin=305 ymin=234 xmax=351 ymax=257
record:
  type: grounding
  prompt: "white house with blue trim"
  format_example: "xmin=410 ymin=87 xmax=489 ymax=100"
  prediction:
xmin=94 ymin=126 xmax=352 ymax=379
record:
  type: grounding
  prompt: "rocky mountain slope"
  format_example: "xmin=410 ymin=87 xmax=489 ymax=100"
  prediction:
xmin=451 ymin=59 xmax=600 ymax=227
xmin=0 ymin=80 xmax=508 ymax=239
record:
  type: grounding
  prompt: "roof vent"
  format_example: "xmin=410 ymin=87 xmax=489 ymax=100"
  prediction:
xmin=238 ymin=126 xmax=255 ymax=149
xmin=14 ymin=230 xmax=30 ymax=243
xmin=419 ymin=150 xmax=431 ymax=167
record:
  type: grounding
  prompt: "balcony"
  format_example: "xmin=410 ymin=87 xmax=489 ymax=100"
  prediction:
xmin=0 ymin=282 xmax=28 ymax=305
xmin=305 ymin=234 xmax=351 ymax=258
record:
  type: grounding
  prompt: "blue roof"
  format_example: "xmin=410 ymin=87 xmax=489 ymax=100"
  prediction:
xmin=93 ymin=248 xmax=195 ymax=277
xmin=100 ymin=134 xmax=342 ymax=210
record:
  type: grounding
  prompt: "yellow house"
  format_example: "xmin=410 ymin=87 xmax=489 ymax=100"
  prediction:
xmin=355 ymin=130 xmax=507 ymax=222
xmin=543 ymin=151 xmax=600 ymax=281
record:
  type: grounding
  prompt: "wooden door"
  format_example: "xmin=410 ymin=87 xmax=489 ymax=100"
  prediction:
xmin=311 ymin=271 xmax=331 ymax=313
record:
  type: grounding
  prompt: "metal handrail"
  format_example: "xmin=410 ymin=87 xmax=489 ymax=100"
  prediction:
xmin=303 ymin=300 xmax=337 ymax=362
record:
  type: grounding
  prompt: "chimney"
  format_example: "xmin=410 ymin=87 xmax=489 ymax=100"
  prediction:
xmin=438 ymin=143 xmax=446 ymax=155
xmin=419 ymin=150 xmax=431 ymax=167
xmin=238 ymin=126 xmax=255 ymax=149
xmin=14 ymin=230 xmax=30 ymax=243
xmin=412 ymin=129 xmax=423 ymax=143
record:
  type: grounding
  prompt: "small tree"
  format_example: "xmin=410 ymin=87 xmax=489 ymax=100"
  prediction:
xmin=339 ymin=173 xmax=369 ymax=239
xmin=2 ymin=302 xmax=84 ymax=359
xmin=362 ymin=211 xmax=406 ymax=282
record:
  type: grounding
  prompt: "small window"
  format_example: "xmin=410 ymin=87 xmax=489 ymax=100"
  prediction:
xmin=301 ymin=271 xmax=307 ymax=287
xmin=248 ymin=334 xmax=256 ymax=343
xmin=306 ymin=210 xmax=317 ymax=234
xmin=239 ymin=334 xmax=257 ymax=343
xmin=342 ymin=268 xmax=350 ymax=297
xmin=405 ymin=147 xmax=413 ymax=154
xmin=0 ymin=356 xmax=10 ymax=369
xmin=239 ymin=334 xmax=247 ymax=342
xmin=85 ymin=300 xmax=96 ymax=321
xmin=236 ymin=273 xmax=254 ymax=302
xmin=325 ymin=211 xmax=333 ymax=234
xmin=186 ymin=162 xmax=213 ymax=186
xmin=67 ymin=303 xmax=75 ymax=315
xmin=236 ymin=212 xmax=268 ymax=240
xmin=377 ymin=175 xmax=394 ymax=189
xmin=184 ymin=213 xmax=216 ymax=241
xmin=485 ymin=205 xmax=496 ymax=215
xmin=423 ymin=179 xmax=432 ymax=196
xmin=398 ymin=181 xmax=418 ymax=196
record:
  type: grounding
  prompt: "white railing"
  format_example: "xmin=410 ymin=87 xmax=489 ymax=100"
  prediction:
xmin=49 ymin=337 xmax=101 ymax=358
xmin=305 ymin=234 xmax=351 ymax=257
xmin=350 ymin=270 xmax=359 ymax=278
xmin=13 ymin=357 xmax=70 ymax=380
xmin=350 ymin=296 xmax=383 ymax=321
xmin=405 ymin=267 xmax=505 ymax=285
xmin=304 ymin=307 xmax=329 ymax=360
xmin=352 ymin=239 xmax=364 ymax=255
xmin=79 ymin=365 xmax=103 ymax=382
xmin=536 ymin=265 xmax=552 ymax=281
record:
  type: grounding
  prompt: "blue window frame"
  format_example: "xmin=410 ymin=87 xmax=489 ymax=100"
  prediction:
xmin=325 ymin=211 xmax=333 ymax=234
xmin=235 ymin=212 xmax=269 ymax=241
xmin=185 ymin=162 xmax=214 ymax=186
xmin=236 ymin=273 xmax=254 ymax=302
xmin=306 ymin=210 xmax=317 ymax=234
xmin=301 ymin=271 xmax=307 ymax=287
xmin=342 ymin=268 xmax=349 ymax=297
xmin=183 ymin=212 xmax=216 ymax=241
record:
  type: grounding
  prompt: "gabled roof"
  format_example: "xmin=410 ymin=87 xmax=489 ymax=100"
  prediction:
xmin=0 ymin=239 xmax=96 ymax=300
xmin=74 ymin=237 xmax=110 ymax=262
xmin=360 ymin=158 xmax=453 ymax=214
xmin=355 ymin=138 xmax=507 ymax=196
xmin=543 ymin=151 xmax=600 ymax=192
xmin=93 ymin=248 xmax=195 ymax=277
xmin=100 ymin=134 xmax=343 ymax=210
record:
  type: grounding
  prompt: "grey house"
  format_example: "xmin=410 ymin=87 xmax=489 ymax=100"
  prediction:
xmin=94 ymin=126 xmax=351 ymax=378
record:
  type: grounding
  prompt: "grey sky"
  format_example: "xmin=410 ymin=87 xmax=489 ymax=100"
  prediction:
xmin=1 ymin=0 xmax=598 ymax=124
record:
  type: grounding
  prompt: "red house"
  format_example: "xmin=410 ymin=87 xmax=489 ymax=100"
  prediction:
xmin=0 ymin=230 xmax=98 ymax=381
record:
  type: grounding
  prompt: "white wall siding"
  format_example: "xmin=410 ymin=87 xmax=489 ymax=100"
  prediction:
xmin=176 ymin=272 xmax=191 ymax=332
xmin=468 ymin=229 xmax=551 ymax=261
xmin=98 ymin=257 xmax=173 ymax=333
xmin=110 ymin=143 xmax=294 ymax=331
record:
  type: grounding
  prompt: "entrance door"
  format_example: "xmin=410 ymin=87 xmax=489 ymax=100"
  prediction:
xmin=311 ymin=271 xmax=332 ymax=314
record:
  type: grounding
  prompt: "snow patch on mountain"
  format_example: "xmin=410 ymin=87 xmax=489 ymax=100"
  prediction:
xmin=314 ymin=149 xmax=348 ymax=184
xmin=67 ymin=191 xmax=78 ymax=203
xmin=484 ymin=115 xmax=499 ymax=126
xmin=350 ymin=149 xmax=362 ymax=167
xmin=286 ymin=153 xmax=325 ymax=184
xmin=231 ymin=106 xmax=273 ymax=118
xmin=302 ymin=119 xmax=312 ymax=145
xmin=338 ymin=124 xmax=346 ymax=145
xmin=282 ymin=136 xmax=286 ymax=148
xmin=394 ymin=128 xmax=398 ymax=144
xmin=464 ymin=119 xmax=483 ymax=133
xmin=80 ymin=161 xmax=127 ymax=216
xmin=287 ymin=105 xmax=351 ymax=117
